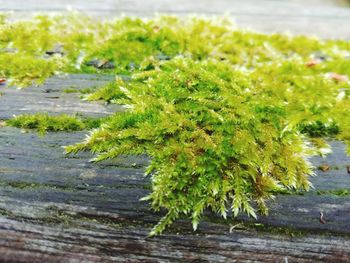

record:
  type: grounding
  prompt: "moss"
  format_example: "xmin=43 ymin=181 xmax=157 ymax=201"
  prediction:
xmin=5 ymin=113 xmax=106 ymax=135
xmin=1 ymin=14 xmax=350 ymax=87
xmin=299 ymin=121 xmax=340 ymax=138
xmin=316 ymin=189 xmax=350 ymax=197
xmin=85 ymin=79 xmax=126 ymax=103
xmin=63 ymin=87 xmax=79 ymax=93
xmin=63 ymin=87 xmax=96 ymax=94
xmin=4 ymin=14 xmax=350 ymax=235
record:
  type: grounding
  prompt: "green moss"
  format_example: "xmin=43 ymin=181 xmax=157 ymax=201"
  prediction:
xmin=85 ymin=79 xmax=126 ymax=103
xmin=1 ymin=14 xmax=350 ymax=87
xmin=67 ymin=59 xmax=318 ymax=235
xmin=299 ymin=121 xmax=340 ymax=138
xmin=3 ymin=14 xmax=350 ymax=236
xmin=64 ymin=87 xmax=96 ymax=94
xmin=63 ymin=87 xmax=79 ymax=93
xmin=316 ymin=189 xmax=350 ymax=197
xmin=6 ymin=113 xmax=104 ymax=135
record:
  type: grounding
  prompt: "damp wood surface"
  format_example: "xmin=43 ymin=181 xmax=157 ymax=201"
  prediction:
xmin=1 ymin=75 xmax=350 ymax=262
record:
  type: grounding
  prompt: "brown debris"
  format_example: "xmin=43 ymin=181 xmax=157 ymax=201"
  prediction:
xmin=85 ymin=59 xmax=115 ymax=69
xmin=347 ymin=165 xmax=350 ymax=174
xmin=306 ymin=59 xmax=321 ymax=67
xmin=329 ymin=73 xmax=349 ymax=83
xmin=153 ymin=26 xmax=161 ymax=33
xmin=318 ymin=164 xmax=330 ymax=172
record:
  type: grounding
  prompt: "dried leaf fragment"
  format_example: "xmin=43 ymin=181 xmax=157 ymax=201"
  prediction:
xmin=306 ymin=59 xmax=321 ymax=67
xmin=329 ymin=73 xmax=349 ymax=83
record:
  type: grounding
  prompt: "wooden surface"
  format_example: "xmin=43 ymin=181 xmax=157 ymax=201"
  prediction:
xmin=1 ymin=1 xmax=350 ymax=262
xmin=1 ymin=75 xmax=350 ymax=262
xmin=0 ymin=74 xmax=120 ymax=119
xmin=1 ymin=0 xmax=350 ymax=39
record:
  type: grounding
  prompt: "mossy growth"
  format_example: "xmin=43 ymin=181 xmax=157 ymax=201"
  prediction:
xmin=2 ymin=14 xmax=350 ymax=86
xmin=3 ymin=14 xmax=350 ymax=235
xmin=316 ymin=189 xmax=350 ymax=197
xmin=6 ymin=113 xmax=104 ymax=135
xmin=67 ymin=56 xmax=350 ymax=235
xmin=66 ymin=59 xmax=317 ymax=235
xmin=63 ymin=86 xmax=96 ymax=94
xmin=85 ymin=79 xmax=127 ymax=103
xmin=299 ymin=121 xmax=340 ymax=138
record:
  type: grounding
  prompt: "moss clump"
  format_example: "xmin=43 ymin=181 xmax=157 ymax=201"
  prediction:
xmin=6 ymin=114 xmax=103 ymax=135
xmin=85 ymin=79 xmax=127 ymax=103
xmin=299 ymin=121 xmax=340 ymax=138
xmin=2 ymin=14 xmax=350 ymax=86
xmin=63 ymin=87 xmax=96 ymax=94
xmin=66 ymin=59 xmax=316 ymax=235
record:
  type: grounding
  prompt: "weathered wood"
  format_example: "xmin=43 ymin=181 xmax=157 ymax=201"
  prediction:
xmin=1 ymin=123 xmax=350 ymax=261
xmin=2 ymin=0 xmax=350 ymax=39
xmin=0 ymin=127 xmax=148 ymax=188
xmin=2 ymin=215 xmax=350 ymax=263
xmin=0 ymin=74 xmax=122 ymax=119
xmin=1 ymin=182 xmax=350 ymax=262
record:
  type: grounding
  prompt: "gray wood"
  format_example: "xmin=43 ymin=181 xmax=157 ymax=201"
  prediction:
xmin=2 ymin=213 xmax=350 ymax=263
xmin=1 ymin=122 xmax=350 ymax=261
xmin=0 ymin=74 xmax=122 ymax=119
xmin=1 ymin=213 xmax=350 ymax=263
xmin=2 ymin=0 xmax=350 ymax=38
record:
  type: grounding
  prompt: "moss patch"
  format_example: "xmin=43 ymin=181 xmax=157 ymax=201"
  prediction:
xmin=5 ymin=114 xmax=105 ymax=135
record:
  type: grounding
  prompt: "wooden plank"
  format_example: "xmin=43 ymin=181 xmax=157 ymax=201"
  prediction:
xmin=1 ymin=0 xmax=349 ymax=17
xmin=1 ymin=0 xmax=350 ymax=38
xmin=1 ymin=215 xmax=350 ymax=263
xmin=1 ymin=191 xmax=350 ymax=262
xmin=0 ymin=127 xmax=148 ymax=187
xmin=0 ymin=74 xmax=123 ymax=119
xmin=1 ymin=122 xmax=350 ymax=261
